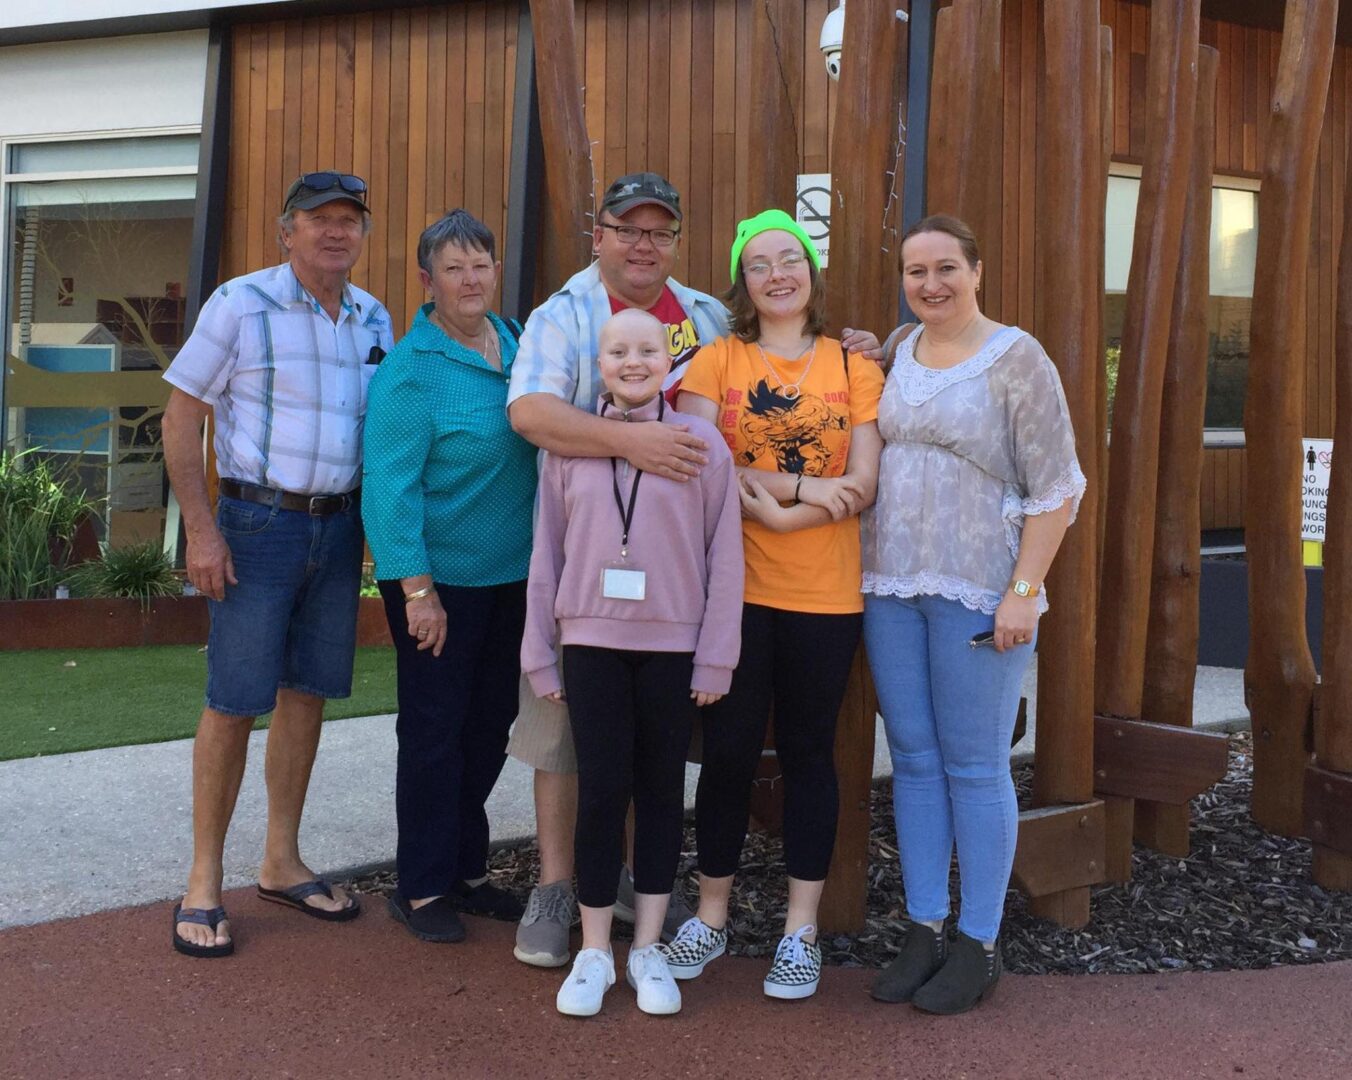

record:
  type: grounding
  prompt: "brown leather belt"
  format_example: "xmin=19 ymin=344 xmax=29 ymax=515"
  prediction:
xmin=219 ymin=478 xmax=358 ymax=516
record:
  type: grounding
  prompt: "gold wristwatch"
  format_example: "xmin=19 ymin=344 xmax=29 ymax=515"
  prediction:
xmin=1011 ymin=579 xmax=1041 ymax=598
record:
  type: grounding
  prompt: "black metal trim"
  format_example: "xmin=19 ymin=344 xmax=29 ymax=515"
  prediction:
xmin=898 ymin=0 xmax=937 ymax=324
xmin=186 ymin=20 xmax=232 ymax=335
xmin=501 ymin=0 xmax=544 ymax=325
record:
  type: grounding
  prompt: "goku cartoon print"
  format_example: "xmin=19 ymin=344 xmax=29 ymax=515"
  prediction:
xmin=736 ymin=377 xmax=850 ymax=477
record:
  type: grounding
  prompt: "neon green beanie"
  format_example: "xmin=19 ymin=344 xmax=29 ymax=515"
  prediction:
xmin=728 ymin=208 xmax=821 ymax=283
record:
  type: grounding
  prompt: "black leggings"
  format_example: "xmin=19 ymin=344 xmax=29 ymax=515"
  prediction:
xmin=562 ymin=645 xmax=697 ymax=909
xmin=696 ymin=603 xmax=862 ymax=882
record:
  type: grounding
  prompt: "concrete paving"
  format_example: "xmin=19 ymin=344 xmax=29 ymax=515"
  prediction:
xmin=0 ymin=663 xmax=1247 ymax=931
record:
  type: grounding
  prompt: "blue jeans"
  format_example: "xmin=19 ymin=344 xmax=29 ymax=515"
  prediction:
xmin=205 ymin=494 xmax=363 ymax=716
xmin=863 ymin=593 xmax=1034 ymax=942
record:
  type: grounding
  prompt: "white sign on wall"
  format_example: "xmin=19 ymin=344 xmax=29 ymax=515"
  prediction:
xmin=1302 ymin=438 xmax=1333 ymax=543
xmin=796 ymin=173 xmax=831 ymax=268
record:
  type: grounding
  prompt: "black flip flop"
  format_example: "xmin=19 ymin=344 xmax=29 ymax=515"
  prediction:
xmin=172 ymin=902 xmax=234 ymax=958
xmin=256 ymin=878 xmax=361 ymax=922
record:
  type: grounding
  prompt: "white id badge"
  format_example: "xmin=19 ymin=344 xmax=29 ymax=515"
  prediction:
xmin=601 ymin=565 xmax=647 ymax=601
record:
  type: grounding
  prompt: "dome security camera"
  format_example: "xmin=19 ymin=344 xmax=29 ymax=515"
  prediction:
xmin=819 ymin=4 xmax=907 ymax=82
xmin=819 ymin=2 xmax=845 ymax=82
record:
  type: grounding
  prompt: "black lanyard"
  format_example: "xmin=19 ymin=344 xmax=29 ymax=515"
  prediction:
xmin=611 ymin=464 xmax=641 ymax=555
xmin=607 ymin=395 xmax=664 ymax=555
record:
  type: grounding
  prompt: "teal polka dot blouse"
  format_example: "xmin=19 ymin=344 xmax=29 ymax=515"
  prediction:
xmin=363 ymin=303 xmax=537 ymax=586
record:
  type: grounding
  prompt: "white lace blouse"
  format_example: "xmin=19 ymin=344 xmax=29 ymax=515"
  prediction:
xmin=861 ymin=324 xmax=1086 ymax=614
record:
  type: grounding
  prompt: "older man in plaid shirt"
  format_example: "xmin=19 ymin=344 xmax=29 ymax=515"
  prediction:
xmin=161 ymin=172 xmax=393 ymax=958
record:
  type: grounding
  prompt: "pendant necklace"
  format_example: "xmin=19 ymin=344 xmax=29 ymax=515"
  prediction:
xmin=435 ymin=309 xmax=497 ymax=366
xmin=755 ymin=337 xmax=817 ymax=400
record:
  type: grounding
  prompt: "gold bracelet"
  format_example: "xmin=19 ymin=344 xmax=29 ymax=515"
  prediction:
xmin=404 ymin=585 xmax=435 ymax=603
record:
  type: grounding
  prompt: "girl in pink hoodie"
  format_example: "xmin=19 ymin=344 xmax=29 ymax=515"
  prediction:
xmin=522 ymin=309 xmax=744 ymax=1018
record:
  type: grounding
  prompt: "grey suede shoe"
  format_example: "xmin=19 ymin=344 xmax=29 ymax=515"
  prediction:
xmin=513 ymin=880 xmax=576 ymax=968
xmin=870 ymin=921 xmax=948 ymax=1003
xmin=911 ymin=931 xmax=1002 ymax=1015
xmin=613 ymin=866 xmax=696 ymax=944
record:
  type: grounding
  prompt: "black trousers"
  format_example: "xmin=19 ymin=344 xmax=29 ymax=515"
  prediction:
xmin=562 ymin=645 xmax=697 ymax=909
xmin=380 ymin=578 xmax=526 ymax=899
xmin=696 ymin=603 xmax=862 ymax=882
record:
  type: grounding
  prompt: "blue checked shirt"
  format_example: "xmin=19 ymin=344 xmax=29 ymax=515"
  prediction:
xmin=506 ymin=261 xmax=728 ymax=413
xmin=164 ymin=263 xmax=394 ymax=495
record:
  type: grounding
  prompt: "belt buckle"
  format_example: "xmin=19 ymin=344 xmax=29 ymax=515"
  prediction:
xmin=308 ymin=495 xmax=326 ymax=516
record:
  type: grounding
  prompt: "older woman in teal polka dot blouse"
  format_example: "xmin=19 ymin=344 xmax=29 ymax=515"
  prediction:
xmin=363 ymin=209 xmax=537 ymax=944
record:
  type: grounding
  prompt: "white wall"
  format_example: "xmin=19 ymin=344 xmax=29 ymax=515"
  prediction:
xmin=0 ymin=30 xmax=208 ymax=139
xmin=0 ymin=2 xmax=270 ymax=32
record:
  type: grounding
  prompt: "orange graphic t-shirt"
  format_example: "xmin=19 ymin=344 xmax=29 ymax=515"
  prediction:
xmin=680 ymin=335 xmax=884 ymax=614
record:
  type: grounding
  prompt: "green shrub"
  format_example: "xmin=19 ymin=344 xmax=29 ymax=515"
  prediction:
xmin=0 ymin=449 xmax=102 ymax=600
xmin=63 ymin=540 xmax=180 ymax=604
xmin=360 ymin=563 xmax=381 ymax=597
xmin=1104 ymin=344 xmax=1120 ymax=421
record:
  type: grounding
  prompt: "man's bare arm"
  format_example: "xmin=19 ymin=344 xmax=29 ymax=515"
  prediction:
xmin=509 ymin=392 xmax=709 ymax=481
xmin=162 ymin=388 xmax=236 ymax=600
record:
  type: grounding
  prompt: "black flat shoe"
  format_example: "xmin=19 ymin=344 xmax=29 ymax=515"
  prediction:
xmin=452 ymin=880 xmax=525 ymax=921
xmin=911 ymin=932 xmax=1001 ymax=1015
xmin=871 ymin=921 xmax=947 ymax=1004
xmin=387 ymin=892 xmax=466 ymax=943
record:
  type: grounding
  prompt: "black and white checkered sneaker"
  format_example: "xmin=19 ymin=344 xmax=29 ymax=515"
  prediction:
xmin=657 ymin=916 xmax=728 ymax=980
xmin=763 ymin=924 xmax=822 ymax=1001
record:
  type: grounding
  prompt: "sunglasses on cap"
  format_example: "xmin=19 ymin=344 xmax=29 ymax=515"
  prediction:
xmin=298 ymin=172 xmax=367 ymax=195
xmin=283 ymin=172 xmax=369 ymax=212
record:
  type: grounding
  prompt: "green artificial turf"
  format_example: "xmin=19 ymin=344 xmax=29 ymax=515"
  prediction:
xmin=0 ymin=644 xmax=397 ymax=761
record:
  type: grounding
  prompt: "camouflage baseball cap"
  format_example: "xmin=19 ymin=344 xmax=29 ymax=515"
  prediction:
xmin=599 ymin=172 xmax=682 ymax=221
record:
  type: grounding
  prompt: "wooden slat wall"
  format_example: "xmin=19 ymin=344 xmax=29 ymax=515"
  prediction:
xmin=569 ymin=0 xmax=841 ymax=297
xmin=220 ymin=0 xmax=1347 ymax=532
xmin=221 ymin=3 xmax=519 ymax=336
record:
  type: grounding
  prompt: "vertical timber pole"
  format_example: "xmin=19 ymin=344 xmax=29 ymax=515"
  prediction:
xmin=898 ymin=0 xmax=936 ymax=324
xmin=503 ymin=0 xmax=544 ymax=323
xmin=1135 ymin=46 xmax=1218 ymax=856
xmin=1310 ymin=117 xmax=1352 ymax=890
xmin=528 ymin=0 xmax=595 ymax=288
xmin=924 ymin=0 xmax=1002 ymax=312
xmin=740 ymin=0 xmax=807 ymax=856
xmin=1030 ymin=0 xmax=1102 ymax=930
xmin=1245 ymin=0 xmax=1338 ymax=838
xmin=745 ymin=0 xmax=800 ymax=211
xmin=1093 ymin=0 xmax=1199 ymax=881
xmin=818 ymin=0 xmax=904 ymax=934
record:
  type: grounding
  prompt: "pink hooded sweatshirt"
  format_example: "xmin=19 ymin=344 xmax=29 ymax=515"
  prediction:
xmin=521 ymin=394 xmax=744 ymax=697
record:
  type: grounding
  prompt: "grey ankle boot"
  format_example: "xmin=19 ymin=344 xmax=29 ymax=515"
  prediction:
xmin=870 ymin=922 xmax=948 ymax=1004
xmin=911 ymin=931 xmax=1001 ymax=1015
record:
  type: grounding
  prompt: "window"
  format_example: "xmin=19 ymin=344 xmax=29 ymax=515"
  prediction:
xmin=1103 ymin=169 xmax=1258 ymax=433
xmin=2 ymin=131 xmax=198 ymax=549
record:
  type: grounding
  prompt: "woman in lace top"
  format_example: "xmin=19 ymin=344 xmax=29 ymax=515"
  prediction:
xmin=862 ymin=215 xmax=1085 ymax=1014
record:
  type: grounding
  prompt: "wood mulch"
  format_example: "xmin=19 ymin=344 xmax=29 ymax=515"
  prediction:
xmin=347 ymin=733 xmax=1352 ymax=975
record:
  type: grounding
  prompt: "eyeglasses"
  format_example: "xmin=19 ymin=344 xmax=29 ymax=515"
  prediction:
xmin=743 ymin=253 xmax=810 ymax=279
xmin=599 ymin=222 xmax=680 ymax=248
xmin=296 ymin=172 xmax=367 ymax=196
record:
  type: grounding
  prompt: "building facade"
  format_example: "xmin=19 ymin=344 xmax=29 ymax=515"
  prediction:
xmin=1 ymin=0 xmax=1347 ymax=554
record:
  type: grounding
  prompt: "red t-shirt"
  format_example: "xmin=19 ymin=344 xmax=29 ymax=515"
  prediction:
xmin=608 ymin=286 xmax=700 ymax=406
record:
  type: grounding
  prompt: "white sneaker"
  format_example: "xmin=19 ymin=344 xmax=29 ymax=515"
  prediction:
xmin=658 ymin=916 xmax=728 ymax=980
xmin=626 ymin=944 xmax=682 ymax=1015
xmin=556 ymin=948 xmax=616 ymax=1017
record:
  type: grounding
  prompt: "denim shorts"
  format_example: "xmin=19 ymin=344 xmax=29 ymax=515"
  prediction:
xmin=205 ymin=493 xmax=363 ymax=717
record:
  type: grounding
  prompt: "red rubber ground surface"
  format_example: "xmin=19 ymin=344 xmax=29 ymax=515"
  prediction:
xmin=2 ymin=886 xmax=1348 ymax=1079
